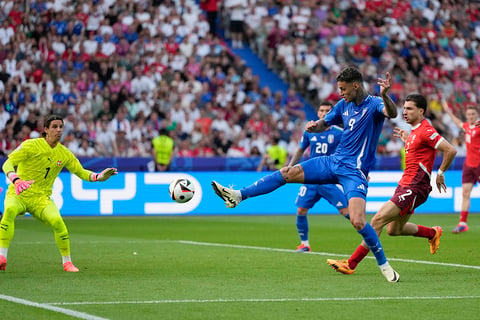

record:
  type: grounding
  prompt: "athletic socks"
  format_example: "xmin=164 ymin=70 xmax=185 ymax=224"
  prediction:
xmin=296 ymin=215 xmax=309 ymax=242
xmin=0 ymin=247 xmax=7 ymax=259
xmin=414 ymin=225 xmax=436 ymax=239
xmin=357 ymin=223 xmax=387 ymax=266
xmin=348 ymin=245 xmax=369 ymax=270
xmin=240 ymin=170 xmax=286 ymax=200
xmin=460 ymin=211 xmax=468 ymax=223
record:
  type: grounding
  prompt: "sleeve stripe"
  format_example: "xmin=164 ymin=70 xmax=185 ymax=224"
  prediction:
xmin=434 ymin=137 xmax=445 ymax=149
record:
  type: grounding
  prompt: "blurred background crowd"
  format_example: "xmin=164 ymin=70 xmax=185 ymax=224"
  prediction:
xmin=0 ymin=0 xmax=478 ymax=167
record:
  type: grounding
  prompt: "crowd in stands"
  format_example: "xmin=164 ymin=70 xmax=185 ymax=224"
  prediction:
xmin=0 ymin=0 xmax=477 ymax=166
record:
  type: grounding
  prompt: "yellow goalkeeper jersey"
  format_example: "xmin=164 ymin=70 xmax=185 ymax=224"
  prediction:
xmin=3 ymin=138 xmax=94 ymax=197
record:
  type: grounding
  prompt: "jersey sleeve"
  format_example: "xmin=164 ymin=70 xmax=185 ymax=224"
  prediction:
xmin=299 ymin=131 xmax=310 ymax=150
xmin=422 ymin=125 xmax=444 ymax=149
xmin=64 ymin=148 xmax=95 ymax=181
xmin=324 ymin=101 xmax=343 ymax=126
xmin=5 ymin=140 xmax=33 ymax=166
xmin=374 ymin=96 xmax=387 ymax=120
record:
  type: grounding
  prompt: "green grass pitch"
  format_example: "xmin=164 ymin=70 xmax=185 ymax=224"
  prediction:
xmin=1 ymin=213 xmax=479 ymax=320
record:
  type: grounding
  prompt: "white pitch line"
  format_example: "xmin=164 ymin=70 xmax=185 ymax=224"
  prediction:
xmin=13 ymin=239 xmax=480 ymax=270
xmin=0 ymin=294 xmax=109 ymax=320
xmin=177 ymin=240 xmax=480 ymax=270
xmin=47 ymin=295 xmax=480 ymax=306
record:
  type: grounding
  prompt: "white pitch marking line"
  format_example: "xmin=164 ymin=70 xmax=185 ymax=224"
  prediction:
xmin=14 ymin=239 xmax=480 ymax=270
xmin=0 ymin=294 xmax=109 ymax=320
xmin=177 ymin=240 xmax=480 ymax=270
xmin=48 ymin=295 xmax=480 ymax=306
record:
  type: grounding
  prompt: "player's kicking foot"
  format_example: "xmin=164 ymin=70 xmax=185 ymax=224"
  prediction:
xmin=296 ymin=244 xmax=311 ymax=252
xmin=211 ymin=181 xmax=241 ymax=208
xmin=452 ymin=223 xmax=468 ymax=234
xmin=326 ymin=259 xmax=355 ymax=275
xmin=429 ymin=226 xmax=443 ymax=254
xmin=0 ymin=255 xmax=7 ymax=271
xmin=380 ymin=263 xmax=400 ymax=283
xmin=63 ymin=262 xmax=79 ymax=272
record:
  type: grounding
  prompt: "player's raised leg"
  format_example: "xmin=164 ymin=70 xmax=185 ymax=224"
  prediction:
xmin=212 ymin=164 xmax=304 ymax=208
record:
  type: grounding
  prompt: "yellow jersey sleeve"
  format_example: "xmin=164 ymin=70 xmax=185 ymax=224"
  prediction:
xmin=4 ymin=138 xmax=94 ymax=197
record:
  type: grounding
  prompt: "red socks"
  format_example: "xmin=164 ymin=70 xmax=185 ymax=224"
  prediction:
xmin=348 ymin=245 xmax=370 ymax=270
xmin=460 ymin=211 xmax=469 ymax=223
xmin=414 ymin=225 xmax=436 ymax=239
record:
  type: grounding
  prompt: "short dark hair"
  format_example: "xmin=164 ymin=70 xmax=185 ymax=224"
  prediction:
xmin=405 ymin=93 xmax=427 ymax=113
xmin=42 ymin=114 xmax=64 ymax=137
xmin=336 ymin=66 xmax=363 ymax=83
xmin=319 ymin=101 xmax=333 ymax=108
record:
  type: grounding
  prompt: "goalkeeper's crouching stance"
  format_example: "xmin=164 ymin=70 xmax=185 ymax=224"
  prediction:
xmin=0 ymin=114 xmax=118 ymax=272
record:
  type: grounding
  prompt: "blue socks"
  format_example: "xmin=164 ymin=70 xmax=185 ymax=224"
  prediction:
xmin=357 ymin=223 xmax=387 ymax=266
xmin=296 ymin=215 xmax=308 ymax=241
xmin=240 ymin=171 xmax=286 ymax=200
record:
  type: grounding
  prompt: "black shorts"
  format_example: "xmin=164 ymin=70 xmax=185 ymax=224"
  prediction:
xmin=230 ymin=20 xmax=244 ymax=33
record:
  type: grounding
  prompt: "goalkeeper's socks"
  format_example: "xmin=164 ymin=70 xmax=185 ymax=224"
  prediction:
xmin=0 ymin=248 xmax=8 ymax=259
xmin=296 ymin=215 xmax=309 ymax=241
xmin=358 ymin=223 xmax=387 ymax=266
xmin=240 ymin=171 xmax=286 ymax=200
xmin=62 ymin=255 xmax=72 ymax=264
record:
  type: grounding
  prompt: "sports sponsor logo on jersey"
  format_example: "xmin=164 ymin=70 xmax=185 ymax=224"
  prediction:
xmin=342 ymin=110 xmax=349 ymax=116
xmin=429 ymin=132 xmax=439 ymax=140
xmin=56 ymin=160 xmax=62 ymax=167
xmin=357 ymin=184 xmax=365 ymax=191
xmin=311 ymin=136 xmax=317 ymax=141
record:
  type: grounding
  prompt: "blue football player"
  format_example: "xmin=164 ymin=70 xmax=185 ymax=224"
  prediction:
xmin=212 ymin=66 xmax=400 ymax=282
xmin=289 ymin=101 xmax=349 ymax=253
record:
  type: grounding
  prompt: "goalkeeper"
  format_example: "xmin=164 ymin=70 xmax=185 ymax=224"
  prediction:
xmin=0 ymin=114 xmax=117 ymax=272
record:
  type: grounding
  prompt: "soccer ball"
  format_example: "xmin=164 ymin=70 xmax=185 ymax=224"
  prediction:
xmin=169 ymin=178 xmax=195 ymax=203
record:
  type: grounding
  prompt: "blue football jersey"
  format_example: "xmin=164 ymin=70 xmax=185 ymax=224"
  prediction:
xmin=324 ymin=95 xmax=385 ymax=175
xmin=299 ymin=126 xmax=343 ymax=158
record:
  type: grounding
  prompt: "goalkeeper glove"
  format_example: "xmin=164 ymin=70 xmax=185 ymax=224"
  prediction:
xmin=9 ymin=174 xmax=34 ymax=195
xmin=93 ymin=168 xmax=118 ymax=182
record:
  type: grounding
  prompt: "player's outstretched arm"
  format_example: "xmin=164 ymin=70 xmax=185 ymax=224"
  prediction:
xmin=441 ymin=100 xmax=463 ymax=129
xmin=378 ymin=72 xmax=398 ymax=119
xmin=92 ymin=168 xmax=118 ymax=182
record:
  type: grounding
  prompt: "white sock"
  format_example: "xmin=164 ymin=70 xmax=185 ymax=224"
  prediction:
xmin=0 ymin=247 xmax=8 ymax=259
xmin=62 ymin=256 xmax=72 ymax=264
xmin=301 ymin=240 xmax=310 ymax=246
xmin=378 ymin=261 xmax=390 ymax=269
xmin=234 ymin=190 xmax=242 ymax=200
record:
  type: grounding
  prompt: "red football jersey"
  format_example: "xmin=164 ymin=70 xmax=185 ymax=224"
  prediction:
xmin=463 ymin=122 xmax=480 ymax=167
xmin=400 ymin=119 xmax=444 ymax=186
